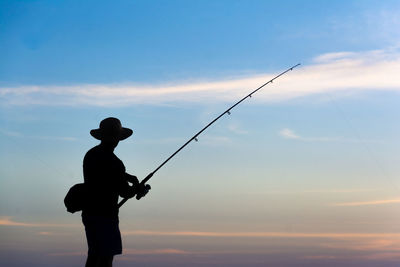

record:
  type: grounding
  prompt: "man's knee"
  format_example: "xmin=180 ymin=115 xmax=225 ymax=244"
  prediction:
xmin=85 ymin=254 xmax=97 ymax=267
xmin=86 ymin=254 xmax=113 ymax=267
xmin=100 ymin=255 xmax=113 ymax=267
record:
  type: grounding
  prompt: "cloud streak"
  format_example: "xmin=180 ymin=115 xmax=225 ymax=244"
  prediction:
xmin=123 ymin=248 xmax=190 ymax=255
xmin=279 ymin=128 xmax=381 ymax=143
xmin=333 ymin=199 xmax=400 ymax=207
xmin=0 ymin=128 xmax=76 ymax=141
xmin=122 ymin=230 xmax=400 ymax=239
xmin=279 ymin=128 xmax=301 ymax=140
xmin=4 ymin=215 xmax=400 ymax=262
xmin=0 ymin=217 xmax=77 ymax=228
xmin=5 ymin=216 xmax=399 ymax=240
xmin=278 ymin=127 xmax=343 ymax=142
xmin=1 ymin=49 xmax=400 ymax=106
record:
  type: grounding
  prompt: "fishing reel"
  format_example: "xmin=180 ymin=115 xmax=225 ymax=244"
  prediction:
xmin=136 ymin=183 xmax=151 ymax=200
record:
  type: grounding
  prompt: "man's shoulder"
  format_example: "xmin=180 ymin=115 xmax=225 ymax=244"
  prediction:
xmin=84 ymin=145 xmax=103 ymax=161
xmin=84 ymin=145 xmax=122 ymax=164
xmin=86 ymin=145 xmax=101 ymax=154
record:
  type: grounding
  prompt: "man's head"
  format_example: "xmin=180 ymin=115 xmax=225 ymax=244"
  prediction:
xmin=90 ymin=117 xmax=133 ymax=148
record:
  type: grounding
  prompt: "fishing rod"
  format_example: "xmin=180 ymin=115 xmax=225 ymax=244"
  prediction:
xmin=118 ymin=63 xmax=301 ymax=208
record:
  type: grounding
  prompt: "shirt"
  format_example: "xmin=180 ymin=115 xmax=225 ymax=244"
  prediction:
xmin=82 ymin=144 xmax=133 ymax=218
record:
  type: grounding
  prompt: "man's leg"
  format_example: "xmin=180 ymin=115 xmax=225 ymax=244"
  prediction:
xmin=85 ymin=254 xmax=98 ymax=267
xmin=100 ymin=255 xmax=113 ymax=267
xmin=85 ymin=254 xmax=113 ymax=267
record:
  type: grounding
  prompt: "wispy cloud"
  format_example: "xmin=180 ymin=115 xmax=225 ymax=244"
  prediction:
xmin=302 ymin=255 xmax=337 ymax=260
xmin=332 ymin=199 xmax=400 ymax=207
xmin=0 ymin=217 xmax=36 ymax=227
xmin=279 ymin=128 xmax=301 ymax=140
xmin=0 ymin=216 xmax=77 ymax=228
xmin=123 ymin=248 xmax=190 ymax=255
xmin=279 ymin=127 xmax=344 ymax=142
xmin=122 ymin=230 xmax=400 ymax=239
xmin=120 ymin=230 xmax=400 ymax=261
xmin=6 ymin=216 xmax=399 ymax=240
xmin=0 ymin=129 xmax=24 ymax=137
xmin=50 ymin=248 xmax=190 ymax=257
xmin=37 ymin=231 xmax=72 ymax=236
xmin=34 ymin=135 xmax=77 ymax=141
xmin=5 ymin=216 xmax=400 ymax=262
xmin=0 ymin=128 xmax=76 ymax=141
xmin=249 ymin=188 xmax=379 ymax=195
xmin=227 ymin=122 xmax=249 ymax=135
xmin=320 ymin=238 xmax=400 ymax=258
xmin=1 ymin=49 xmax=400 ymax=106
xmin=278 ymin=128 xmax=381 ymax=143
xmin=48 ymin=251 xmax=86 ymax=257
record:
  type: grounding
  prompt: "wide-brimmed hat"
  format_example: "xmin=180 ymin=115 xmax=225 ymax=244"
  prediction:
xmin=90 ymin=117 xmax=133 ymax=141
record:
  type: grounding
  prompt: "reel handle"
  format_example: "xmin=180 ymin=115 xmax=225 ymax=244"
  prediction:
xmin=136 ymin=184 xmax=151 ymax=200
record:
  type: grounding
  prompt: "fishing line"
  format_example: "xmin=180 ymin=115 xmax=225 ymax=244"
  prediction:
xmin=119 ymin=63 xmax=301 ymax=208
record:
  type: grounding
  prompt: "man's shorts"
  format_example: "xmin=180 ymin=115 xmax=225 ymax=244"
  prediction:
xmin=82 ymin=214 xmax=122 ymax=256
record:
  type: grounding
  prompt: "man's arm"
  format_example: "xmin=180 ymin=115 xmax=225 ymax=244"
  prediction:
xmin=117 ymin=173 xmax=138 ymax=199
xmin=125 ymin=173 xmax=139 ymax=185
xmin=118 ymin=173 xmax=150 ymax=200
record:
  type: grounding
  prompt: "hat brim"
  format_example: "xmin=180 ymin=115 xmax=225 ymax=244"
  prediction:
xmin=90 ymin=127 xmax=133 ymax=141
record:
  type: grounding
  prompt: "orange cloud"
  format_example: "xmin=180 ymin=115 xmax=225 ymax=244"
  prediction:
xmin=0 ymin=216 xmax=77 ymax=228
xmin=50 ymin=249 xmax=192 ymax=258
xmin=302 ymin=255 xmax=337 ymax=260
xmin=49 ymin=252 xmax=86 ymax=257
xmin=2 ymin=216 xmax=400 ymax=241
xmin=321 ymin=238 xmax=400 ymax=251
xmin=0 ymin=216 xmax=34 ymax=226
xmin=122 ymin=230 xmax=400 ymax=239
xmin=333 ymin=199 xmax=400 ymax=207
xmin=363 ymin=252 xmax=400 ymax=260
xmin=123 ymin=248 xmax=190 ymax=255
xmin=37 ymin=231 xmax=72 ymax=236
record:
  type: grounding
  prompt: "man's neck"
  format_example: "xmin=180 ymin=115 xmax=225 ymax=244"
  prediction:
xmin=99 ymin=142 xmax=116 ymax=152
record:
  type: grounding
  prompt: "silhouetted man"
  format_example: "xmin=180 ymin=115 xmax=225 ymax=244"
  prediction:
xmin=82 ymin=117 xmax=149 ymax=267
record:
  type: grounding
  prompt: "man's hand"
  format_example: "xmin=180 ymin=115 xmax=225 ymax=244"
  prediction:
xmin=136 ymin=183 xmax=151 ymax=200
xmin=119 ymin=173 xmax=139 ymax=199
xmin=125 ymin=173 xmax=139 ymax=186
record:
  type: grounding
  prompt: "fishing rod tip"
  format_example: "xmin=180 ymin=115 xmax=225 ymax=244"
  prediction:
xmin=291 ymin=63 xmax=301 ymax=70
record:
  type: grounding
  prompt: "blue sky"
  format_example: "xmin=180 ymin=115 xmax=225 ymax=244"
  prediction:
xmin=2 ymin=0 xmax=399 ymax=85
xmin=1 ymin=1 xmax=400 ymax=266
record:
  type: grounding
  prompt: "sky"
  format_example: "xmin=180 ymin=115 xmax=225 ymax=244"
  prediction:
xmin=1 ymin=0 xmax=400 ymax=266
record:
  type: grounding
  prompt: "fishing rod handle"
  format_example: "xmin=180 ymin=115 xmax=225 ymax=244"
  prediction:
xmin=141 ymin=172 xmax=154 ymax=184
xmin=135 ymin=184 xmax=151 ymax=200
xmin=118 ymin=172 xmax=154 ymax=208
xmin=135 ymin=172 xmax=153 ymax=200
